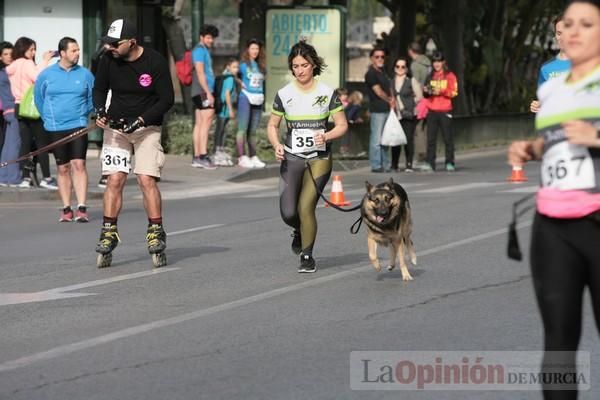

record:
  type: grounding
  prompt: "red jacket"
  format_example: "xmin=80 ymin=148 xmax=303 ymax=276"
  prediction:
xmin=427 ymin=70 xmax=458 ymax=112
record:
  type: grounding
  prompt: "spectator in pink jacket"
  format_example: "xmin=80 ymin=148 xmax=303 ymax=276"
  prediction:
xmin=6 ymin=37 xmax=56 ymax=189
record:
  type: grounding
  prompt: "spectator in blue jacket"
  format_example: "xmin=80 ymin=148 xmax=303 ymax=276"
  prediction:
xmin=34 ymin=37 xmax=94 ymax=222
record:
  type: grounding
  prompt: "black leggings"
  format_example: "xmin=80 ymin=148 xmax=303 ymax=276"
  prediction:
xmin=279 ymin=155 xmax=332 ymax=256
xmin=530 ymin=212 xmax=600 ymax=399
xmin=213 ymin=117 xmax=229 ymax=152
xmin=391 ymin=118 xmax=417 ymax=170
xmin=18 ymin=117 xmax=50 ymax=178
xmin=426 ymin=111 xmax=454 ymax=168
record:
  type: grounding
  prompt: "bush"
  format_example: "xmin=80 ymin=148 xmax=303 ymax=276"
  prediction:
xmin=162 ymin=112 xmax=276 ymax=161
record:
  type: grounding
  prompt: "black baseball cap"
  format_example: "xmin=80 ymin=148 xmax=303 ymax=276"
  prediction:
xmin=101 ymin=19 xmax=137 ymax=45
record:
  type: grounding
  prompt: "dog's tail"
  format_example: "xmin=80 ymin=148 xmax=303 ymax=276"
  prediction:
xmin=406 ymin=239 xmax=417 ymax=265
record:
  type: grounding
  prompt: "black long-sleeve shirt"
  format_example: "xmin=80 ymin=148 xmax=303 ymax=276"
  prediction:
xmin=93 ymin=47 xmax=174 ymax=126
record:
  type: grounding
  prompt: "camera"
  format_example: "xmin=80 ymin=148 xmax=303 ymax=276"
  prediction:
xmin=423 ymin=84 xmax=433 ymax=98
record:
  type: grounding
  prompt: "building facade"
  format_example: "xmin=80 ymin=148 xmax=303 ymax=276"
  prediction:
xmin=1 ymin=0 xmax=167 ymax=68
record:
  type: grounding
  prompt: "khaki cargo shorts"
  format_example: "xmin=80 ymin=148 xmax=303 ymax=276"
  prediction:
xmin=101 ymin=126 xmax=165 ymax=178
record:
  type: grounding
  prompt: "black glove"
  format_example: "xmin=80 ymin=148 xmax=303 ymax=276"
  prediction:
xmin=94 ymin=107 xmax=107 ymax=120
xmin=122 ymin=117 xmax=144 ymax=134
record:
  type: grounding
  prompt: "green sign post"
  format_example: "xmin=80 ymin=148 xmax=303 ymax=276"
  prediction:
xmin=265 ymin=7 xmax=346 ymax=112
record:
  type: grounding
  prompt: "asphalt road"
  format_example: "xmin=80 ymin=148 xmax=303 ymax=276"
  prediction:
xmin=0 ymin=153 xmax=598 ymax=400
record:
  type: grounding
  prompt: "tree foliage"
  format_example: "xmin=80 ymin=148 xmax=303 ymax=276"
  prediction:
xmin=376 ymin=0 xmax=566 ymax=114
xmin=164 ymin=0 xmax=566 ymax=115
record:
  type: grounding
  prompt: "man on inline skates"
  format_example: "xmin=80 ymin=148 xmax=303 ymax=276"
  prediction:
xmin=93 ymin=18 xmax=174 ymax=268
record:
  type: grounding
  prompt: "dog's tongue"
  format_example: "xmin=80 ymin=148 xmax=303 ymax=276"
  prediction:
xmin=376 ymin=216 xmax=384 ymax=223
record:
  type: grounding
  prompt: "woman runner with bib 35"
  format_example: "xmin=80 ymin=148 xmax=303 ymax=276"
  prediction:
xmin=508 ymin=1 xmax=600 ymax=398
xmin=267 ymin=41 xmax=347 ymax=273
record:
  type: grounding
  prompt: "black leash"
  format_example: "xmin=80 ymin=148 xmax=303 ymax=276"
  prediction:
xmin=0 ymin=124 xmax=96 ymax=169
xmin=507 ymin=193 xmax=536 ymax=261
xmin=305 ymin=162 xmax=364 ymax=234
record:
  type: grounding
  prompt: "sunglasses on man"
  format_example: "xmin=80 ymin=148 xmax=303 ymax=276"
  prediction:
xmin=108 ymin=39 xmax=130 ymax=49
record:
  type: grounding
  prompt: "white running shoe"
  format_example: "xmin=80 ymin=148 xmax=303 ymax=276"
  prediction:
xmin=213 ymin=151 xmax=228 ymax=167
xmin=222 ymin=151 xmax=233 ymax=161
xmin=250 ymin=156 xmax=266 ymax=169
xmin=238 ymin=155 xmax=254 ymax=168
xmin=17 ymin=178 xmax=33 ymax=189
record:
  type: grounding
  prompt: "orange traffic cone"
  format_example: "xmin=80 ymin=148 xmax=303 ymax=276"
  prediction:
xmin=507 ymin=165 xmax=528 ymax=183
xmin=325 ymin=175 xmax=351 ymax=207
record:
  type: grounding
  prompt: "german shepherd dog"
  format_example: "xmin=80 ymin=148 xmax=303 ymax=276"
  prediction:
xmin=361 ymin=178 xmax=417 ymax=280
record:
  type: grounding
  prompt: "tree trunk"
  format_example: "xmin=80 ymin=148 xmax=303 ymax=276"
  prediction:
xmin=435 ymin=0 xmax=469 ymax=115
xmin=162 ymin=12 xmax=192 ymax=114
xmin=239 ymin=0 xmax=268 ymax=54
xmin=397 ymin=0 xmax=416 ymax=58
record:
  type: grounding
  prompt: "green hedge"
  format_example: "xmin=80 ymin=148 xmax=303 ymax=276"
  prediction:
xmin=162 ymin=113 xmax=276 ymax=161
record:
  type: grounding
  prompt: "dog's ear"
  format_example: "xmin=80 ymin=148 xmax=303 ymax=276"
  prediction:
xmin=365 ymin=181 xmax=373 ymax=193
xmin=387 ymin=177 xmax=394 ymax=187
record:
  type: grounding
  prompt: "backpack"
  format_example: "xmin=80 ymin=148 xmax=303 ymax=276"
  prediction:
xmin=214 ymin=75 xmax=236 ymax=114
xmin=175 ymin=50 xmax=193 ymax=86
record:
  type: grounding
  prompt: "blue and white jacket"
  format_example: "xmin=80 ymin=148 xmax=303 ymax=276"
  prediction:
xmin=34 ymin=63 xmax=94 ymax=131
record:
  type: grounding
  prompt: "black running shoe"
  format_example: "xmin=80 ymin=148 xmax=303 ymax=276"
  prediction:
xmin=298 ymin=254 xmax=317 ymax=273
xmin=291 ymin=230 xmax=302 ymax=255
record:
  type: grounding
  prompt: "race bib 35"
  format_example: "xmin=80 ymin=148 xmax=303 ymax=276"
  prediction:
xmin=290 ymin=129 xmax=326 ymax=154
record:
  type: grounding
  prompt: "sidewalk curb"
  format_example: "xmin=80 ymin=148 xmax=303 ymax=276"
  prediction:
xmin=0 ymin=146 xmax=509 ymax=203
xmin=226 ymin=159 xmax=371 ymax=183
xmin=0 ymin=189 xmax=104 ymax=203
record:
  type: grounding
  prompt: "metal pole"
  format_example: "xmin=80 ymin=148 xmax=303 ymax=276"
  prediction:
xmin=192 ymin=0 xmax=204 ymax=43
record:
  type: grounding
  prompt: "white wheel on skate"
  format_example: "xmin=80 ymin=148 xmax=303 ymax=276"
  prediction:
xmin=97 ymin=253 xmax=112 ymax=268
xmin=152 ymin=252 xmax=167 ymax=268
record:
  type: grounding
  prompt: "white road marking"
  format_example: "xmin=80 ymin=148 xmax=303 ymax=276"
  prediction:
xmin=499 ymin=185 xmax=538 ymax=193
xmin=239 ymin=192 xmax=279 ymax=199
xmin=43 ymin=268 xmax=179 ymax=294
xmin=0 ymin=224 xmax=220 ymax=306
xmin=0 ymin=268 xmax=179 ymax=307
xmin=0 ymin=292 xmax=96 ymax=306
xmin=169 ymin=224 xmax=224 ymax=236
xmin=413 ymin=182 xmax=500 ymax=194
xmin=0 ymin=223 xmax=532 ymax=373
xmin=151 ymin=183 xmax=267 ymax=200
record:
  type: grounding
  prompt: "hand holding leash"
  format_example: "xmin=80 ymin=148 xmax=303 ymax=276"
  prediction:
xmin=95 ymin=107 xmax=109 ymax=129
xmin=122 ymin=117 xmax=145 ymax=134
xmin=106 ymin=117 xmax=145 ymax=134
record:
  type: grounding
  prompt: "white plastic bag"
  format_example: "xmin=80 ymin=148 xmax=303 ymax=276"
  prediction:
xmin=380 ymin=110 xmax=407 ymax=146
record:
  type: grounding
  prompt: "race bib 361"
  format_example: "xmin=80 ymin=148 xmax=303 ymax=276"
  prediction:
xmin=102 ymin=146 xmax=131 ymax=174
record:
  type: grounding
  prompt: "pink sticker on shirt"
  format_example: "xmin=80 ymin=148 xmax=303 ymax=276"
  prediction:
xmin=139 ymin=74 xmax=152 ymax=87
